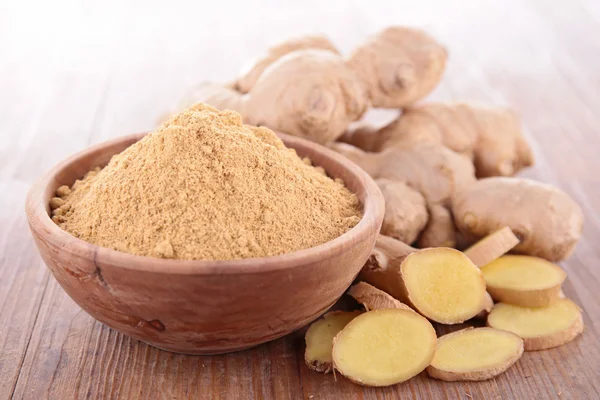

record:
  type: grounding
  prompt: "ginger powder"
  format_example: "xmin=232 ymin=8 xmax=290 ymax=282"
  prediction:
xmin=51 ymin=104 xmax=362 ymax=260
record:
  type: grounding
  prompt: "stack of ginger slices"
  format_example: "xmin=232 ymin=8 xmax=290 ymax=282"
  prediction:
xmin=304 ymin=227 xmax=584 ymax=387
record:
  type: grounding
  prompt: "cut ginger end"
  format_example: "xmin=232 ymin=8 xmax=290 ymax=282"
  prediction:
xmin=403 ymin=248 xmax=486 ymax=324
xmin=305 ymin=311 xmax=361 ymax=373
xmin=487 ymin=299 xmax=584 ymax=351
xmin=332 ymin=309 xmax=436 ymax=387
xmin=464 ymin=226 xmax=519 ymax=267
xmin=481 ymin=255 xmax=567 ymax=307
xmin=427 ymin=327 xmax=524 ymax=382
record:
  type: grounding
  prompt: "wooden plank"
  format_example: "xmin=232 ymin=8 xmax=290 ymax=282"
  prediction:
xmin=0 ymin=62 xmax=113 ymax=400
xmin=0 ymin=60 xmax=109 ymax=397
xmin=0 ymin=185 xmax=49 ymax=399
xmin=12 ymin=281 xmax=305 ymax=399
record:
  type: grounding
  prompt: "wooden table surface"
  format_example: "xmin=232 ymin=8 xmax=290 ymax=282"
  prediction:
xmin=2 ymin=0 xmax=599 ymax=399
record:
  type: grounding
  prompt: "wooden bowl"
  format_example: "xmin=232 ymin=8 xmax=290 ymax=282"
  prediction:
xmin=25 ymin=132 xmax=384 ymax=354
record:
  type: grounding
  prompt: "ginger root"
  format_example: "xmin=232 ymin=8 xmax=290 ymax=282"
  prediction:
xmin=173 ymin=26 xmax=448 ymax=145
xmin=453 ymin=177 xmax=584 ymax=261
xmin=347 ymin=27 xmax=447 ymax=108
xmin=234 ymin=35 xmax=339 ymax=93
xmin=427 ymin=327 xmax=524 ymax=382
xmin=464 ymin=227 xmax=520 ymax=267
xmin=340 ymin=103 xmax=534 ymax=178
xmin=184 ymin=50 xmax=369 ymax=144
xmin=304 ymin=311 xmax=361 ymax=373
xmin=417 ymin=204 xmax=457 ymax=248
xmin=360 ymin=235 xmax=487 ymax=324
xmin=376 ymin=179 xmax=427 ymax=244
xmin=347 ymin=282 xmax=413 ymax=312
xmin=487 ymin=299 xmax=584 ymax=351
xmin=332 ymin=309 xmax=437 ymax=386
xmin=481 ymin=255 xmax=567 ymax=307
xmin=331 ymin=142 xmax=475 ymax=248
xmin=331 ymin=142 xmax=475 ymax=206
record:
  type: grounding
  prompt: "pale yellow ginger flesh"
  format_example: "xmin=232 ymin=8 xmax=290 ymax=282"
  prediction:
xmin=474 ymin=292 xmax=494 ymax=320
xmin=482 ymin=255 xmax=566 ymax=307
xmin=487 ymin=299 xmax=584 ymax=351
xmin=427 ymin=327 xmax=524 ymax=381
xmin=304 ymin=311 xmax=361 ymax=373
xmin=348 ymin=282 xmax=414 ymax=312
xmin=402 ymin=248 xmax=487 ymax=324
xmin=332 ymin=309 xmax=436 ymax=387
xmin=464 ymin=227 xmax=520 ymax=267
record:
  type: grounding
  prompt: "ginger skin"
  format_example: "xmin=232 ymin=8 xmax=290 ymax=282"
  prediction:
xmin=347 ymin=27 xmax=447 ymax=108
xmin=331 ymin=141 xmax=475 ymax=248
xmin=234 ymin=35 xmax=340 ymax=94
xmin=183 ymin=51 xmax=370 ymax=145
xmin=340 ymin=103 xmax=534 ymax=178
xmin=173 ymin=26 xmax=448 ymax=145
xmin=453 ymin=177 xmax=584 ymax=261
xmin=417 ymin=204 xmax=457 ymax=249
xmin=348 ymin=282 xmax=413 ymax=312
xmin=376 ymin=179 xmax=427 ymax=244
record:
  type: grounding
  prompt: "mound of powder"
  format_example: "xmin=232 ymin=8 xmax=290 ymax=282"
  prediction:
xmin=51 ymin=104 xmax=362 ymax=260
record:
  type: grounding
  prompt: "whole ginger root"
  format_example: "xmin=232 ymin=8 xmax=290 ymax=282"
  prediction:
xmin=453 ymin=177 xmax=584 ymax=261
xmin=347 ymin=27 xmax=448 ymax=108
xmin=234 ymin=35 xmax=340 ymax=94
xmin=331 ymin=141 xmax=475 ymax=247
xmin=185 ymin=50 xmax=370 ymax=144
xmin=341 ymin=103 xmax=534 ymax=177
xmin=376 ymin=179 xmax=428 ymax=244
xmin=171 ymin=26 xmax=447 ymax=145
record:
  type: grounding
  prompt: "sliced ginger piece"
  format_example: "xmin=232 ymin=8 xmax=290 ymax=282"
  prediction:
xmin=474 ymin=292 xmax=494 ymax=320
xmin=427 ymin=327 xmax=523 ymax=381
xmin=360 ymin=236 xmax=486 ymax=324
xmin=464 ymin=227 xmax=519 ymax=267
xmin=332 ymin=309 xmax=436 ymax=386
xmin=347 ymin=282 xmax=413 ymax=312
xmin=482 ymin=255 xmax=566 ymax=307
xmin=402 ymin=248 xmax=487 ymax=324
xmin=487 ymin=299 xmax=584 ymax=351
xmin=305 ymin=311 xmax=361 ymax=373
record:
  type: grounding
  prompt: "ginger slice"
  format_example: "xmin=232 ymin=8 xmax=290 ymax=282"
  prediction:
xmin=332 ymin=309 xmax=436 ymax=386
xmin=487 ymin=299 xmax=584 ymax=351
xmin=347 ymin=282 xmax=413 ymax=312
xmin=360 ymin=236 xmax=486 ymax=324
xmin=427 ymin=327 xmax=524 ymax=381
xmin=473 ymin=292 xmax=494 ymax=320
xmin=481 ymin=255 xmax=566 ymax=307
xmin=305 ymin=311 xmax=361 ymax=373
xmin=401 ymin=248 xmax=487 ymax=324
xmin=464 ymin=227 xmax=519 ymax=267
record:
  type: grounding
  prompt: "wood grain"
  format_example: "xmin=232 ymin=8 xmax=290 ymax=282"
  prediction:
xmin=1 ymin=0 xmax=600 ymax=399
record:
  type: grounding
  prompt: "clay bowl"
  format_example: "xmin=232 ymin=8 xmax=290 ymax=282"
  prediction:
xmin=25 ymin=132 xmax=384 ymax=355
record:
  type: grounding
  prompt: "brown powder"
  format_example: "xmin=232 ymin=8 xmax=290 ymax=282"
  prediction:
xmin=51 ymin=104 xmax=362 ymax=260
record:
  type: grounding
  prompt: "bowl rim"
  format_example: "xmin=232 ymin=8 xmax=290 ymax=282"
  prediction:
xmin=26 ymin=132 xmax=384 ymax=276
